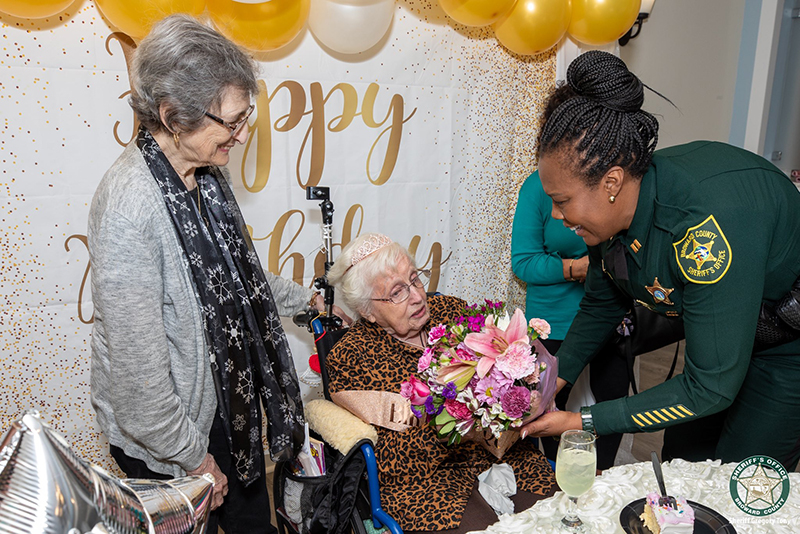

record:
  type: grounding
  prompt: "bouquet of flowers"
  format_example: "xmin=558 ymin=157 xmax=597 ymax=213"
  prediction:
xmin=400 ymin=300 xmax=558 ymax=459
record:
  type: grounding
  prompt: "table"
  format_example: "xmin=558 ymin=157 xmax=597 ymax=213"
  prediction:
xmin=472 ymin=459 xmax=800 ymax=534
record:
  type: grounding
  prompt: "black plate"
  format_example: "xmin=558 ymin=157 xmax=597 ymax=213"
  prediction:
xmin=620 ymin=498 xmax=736 ymax=534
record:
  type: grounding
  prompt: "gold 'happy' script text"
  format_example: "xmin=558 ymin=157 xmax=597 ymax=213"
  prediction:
xmin=242 ymin=80 xmax=417 ymax=192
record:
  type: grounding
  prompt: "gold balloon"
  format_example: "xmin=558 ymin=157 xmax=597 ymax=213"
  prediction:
xmin=207 ymin=0 xmax=311 ymax=52
xmin=95 ymin=0 xmax=206 ymax=40
xmin=438 ymin=0 xmax=516 ymax=27
xmin=494 ymin=0 xmax=571 ymax=56
xmin=568 ymin=0 xmax=641 ymax=46
xmin=0 ymin=0 xmax=74 ymax=18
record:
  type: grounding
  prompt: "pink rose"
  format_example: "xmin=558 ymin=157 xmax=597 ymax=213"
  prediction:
xmin=400 ymin=375 xmax=430 ymax=405
xmin=444 ymin=398 xmax=473 ymax=421
xmin=501 ymin=386 xmax=532 ymax=419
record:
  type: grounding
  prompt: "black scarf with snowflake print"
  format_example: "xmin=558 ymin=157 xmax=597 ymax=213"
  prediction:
xmin=137 ymin=127 xmax=304 ymax=484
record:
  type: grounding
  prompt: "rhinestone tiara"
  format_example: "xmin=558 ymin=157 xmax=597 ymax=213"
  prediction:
xmin=350 ymin=234 xmax=393 ymax=267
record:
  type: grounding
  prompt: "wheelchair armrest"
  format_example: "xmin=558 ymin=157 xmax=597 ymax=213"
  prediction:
xmin=305 ymin=399 xmax=378 ymax=454
xmin=360 ymin=443 xmax=403 ymax=534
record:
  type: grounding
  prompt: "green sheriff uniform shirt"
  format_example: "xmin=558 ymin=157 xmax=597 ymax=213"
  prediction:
xmin=557 ymin=141 xmax=800 ymax=436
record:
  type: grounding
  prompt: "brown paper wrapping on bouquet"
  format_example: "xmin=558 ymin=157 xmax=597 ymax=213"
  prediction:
xmin=480 ymin=429 xmax=521 ymax=460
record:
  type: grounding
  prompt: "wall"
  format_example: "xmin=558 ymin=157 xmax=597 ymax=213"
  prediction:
xmin=762 ymin=0 xmax=800 ymax=177
xmin=619 ymin=0 xmax=746 ymax=149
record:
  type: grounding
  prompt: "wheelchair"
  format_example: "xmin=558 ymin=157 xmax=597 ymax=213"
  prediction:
xmin=272 ymin=314 xmax=403 ymax=534
xmin=272 ymin=187 xmax=401 ymax=533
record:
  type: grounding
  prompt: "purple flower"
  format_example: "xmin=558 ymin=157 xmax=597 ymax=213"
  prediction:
xmin=501 ymin=386 xmax=532 ymax=419
xmin=425 ymin=396 xmax=444 ymax=416
xmin=467 ymin=315 xmax=484 ymax=332
xmin=442 ymin=381 xmax=457 ymax=400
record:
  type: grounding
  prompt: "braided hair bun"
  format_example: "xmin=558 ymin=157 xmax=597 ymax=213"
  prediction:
xmin=567 ymin=50 xmax=643 ymax=113
xmin=539 ymin=50 xmax=660 ymax=185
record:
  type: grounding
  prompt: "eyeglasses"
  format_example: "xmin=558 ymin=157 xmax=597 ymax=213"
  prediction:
xmin=204 ymin=104 xmax=255 ymax=136
xmin=371 ymin=270 xmax=431 ymax=305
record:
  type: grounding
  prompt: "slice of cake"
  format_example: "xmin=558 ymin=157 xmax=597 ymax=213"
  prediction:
xmin=639 ymin=492 xmax=695 ymax=534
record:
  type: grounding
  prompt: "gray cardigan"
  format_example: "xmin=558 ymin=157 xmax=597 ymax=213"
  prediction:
xmin=88 ymin=142 xmax=313 ymax=477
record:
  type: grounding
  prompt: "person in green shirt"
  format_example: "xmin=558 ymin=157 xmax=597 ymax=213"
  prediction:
xmin=520 ymin=50 xmax=800 ymax=469
xmin=512 ymin=171 xmax=589 ymax=340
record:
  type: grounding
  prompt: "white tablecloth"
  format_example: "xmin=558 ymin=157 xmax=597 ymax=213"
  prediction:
xmin=472 ymin=459 xmax=800 ymax=534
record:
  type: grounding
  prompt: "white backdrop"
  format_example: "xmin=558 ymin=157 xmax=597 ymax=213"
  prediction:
xmin=0 ymin=0 xmax=556 ymax=469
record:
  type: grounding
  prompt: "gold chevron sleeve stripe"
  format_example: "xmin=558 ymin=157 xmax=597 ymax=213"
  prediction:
xmin=632 ymin=415 xmax=646 ymax=427
xmin=677 ymin=405 xmax=695 ymax=417
xmin=669 ymin=407 xmax=687 ymax=419
xmin=653 ymin=410 xmax=670 ymax=422
xmin=661 ymin=409 xmax=678 ymax=420
xmin=643 ymin=412 xmax=661 ymax=424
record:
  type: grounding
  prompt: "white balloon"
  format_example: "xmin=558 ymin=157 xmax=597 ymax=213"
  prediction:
xmin=309 ymin=0 xmax=395 ymax=55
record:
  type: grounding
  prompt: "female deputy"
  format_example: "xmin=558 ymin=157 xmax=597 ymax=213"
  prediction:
xmin=511 ymin=170 xmax=628 ymax=471
xmin=520 ymin=50 xmax=800 ymax=469
xmin=87 ymin=15 xmax=345 ymax=533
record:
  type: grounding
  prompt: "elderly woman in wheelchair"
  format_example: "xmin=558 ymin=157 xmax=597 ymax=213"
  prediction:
xmin=321 ymin=233 xmax=556 ymax=533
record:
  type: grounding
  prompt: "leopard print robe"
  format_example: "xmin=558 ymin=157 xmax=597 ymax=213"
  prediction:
xmin=326 ymin=294 xmax=557 ymax=532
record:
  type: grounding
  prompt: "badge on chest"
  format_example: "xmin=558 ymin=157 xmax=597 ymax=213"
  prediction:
xmin=646 ymin=277 xmax=674 ymax=305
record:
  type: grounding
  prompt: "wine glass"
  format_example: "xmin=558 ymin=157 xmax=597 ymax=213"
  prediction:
xmin=555 ymin=429 xmax=597 ymax=532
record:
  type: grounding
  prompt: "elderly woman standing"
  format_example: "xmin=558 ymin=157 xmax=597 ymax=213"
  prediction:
xmin=325 ymin=233 xmax=556 ymax=533
xmin=88 ymin=15 xmax=324 ymax=533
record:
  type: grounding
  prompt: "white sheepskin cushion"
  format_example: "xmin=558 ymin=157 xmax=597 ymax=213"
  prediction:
xmin=305 ymin=399 xmax=379 ymax=454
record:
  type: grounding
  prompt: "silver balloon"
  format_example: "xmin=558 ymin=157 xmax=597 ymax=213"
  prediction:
xmin=0 ymin=411 xmax=214 ymax=534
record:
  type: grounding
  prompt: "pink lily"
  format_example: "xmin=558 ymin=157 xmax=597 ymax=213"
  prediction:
xmin=464 ymin=308 xmax=529 ymax=378
xmin=436 ymin=348 xmax=478 ymax=390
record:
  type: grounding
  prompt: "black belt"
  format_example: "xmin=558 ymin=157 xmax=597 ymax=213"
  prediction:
xmin=755 ymin=278 xmax=800 ymax=350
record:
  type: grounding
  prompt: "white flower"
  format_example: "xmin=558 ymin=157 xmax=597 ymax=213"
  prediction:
xmin=494 ymin=312 xmax=512 ymax=331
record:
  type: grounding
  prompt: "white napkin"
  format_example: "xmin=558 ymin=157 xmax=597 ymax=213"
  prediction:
xmin=477 ymin=463 xmax=517 ymax=516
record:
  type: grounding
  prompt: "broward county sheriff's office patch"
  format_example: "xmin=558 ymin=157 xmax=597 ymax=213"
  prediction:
xmin=729 ymin=456 xmax=790 ymax=516
xmin=673 ymin=215 xmax=731 ymax=284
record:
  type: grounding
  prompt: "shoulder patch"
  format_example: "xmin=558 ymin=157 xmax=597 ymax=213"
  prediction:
xmin=672 ymin=215 xmax=731 ymax=284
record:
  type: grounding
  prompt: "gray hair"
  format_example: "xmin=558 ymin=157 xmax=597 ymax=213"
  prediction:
xmin=129 ymin=14 xmax=259 ymax=134
xmin=327 ymin=233 xmax=415 ymax=318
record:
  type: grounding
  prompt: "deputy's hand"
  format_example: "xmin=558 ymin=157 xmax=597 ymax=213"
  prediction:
xmin=520 ymin=410 xmax=581 ymax=439
xmin=187 ymin=453 xmax=228 ymax=510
